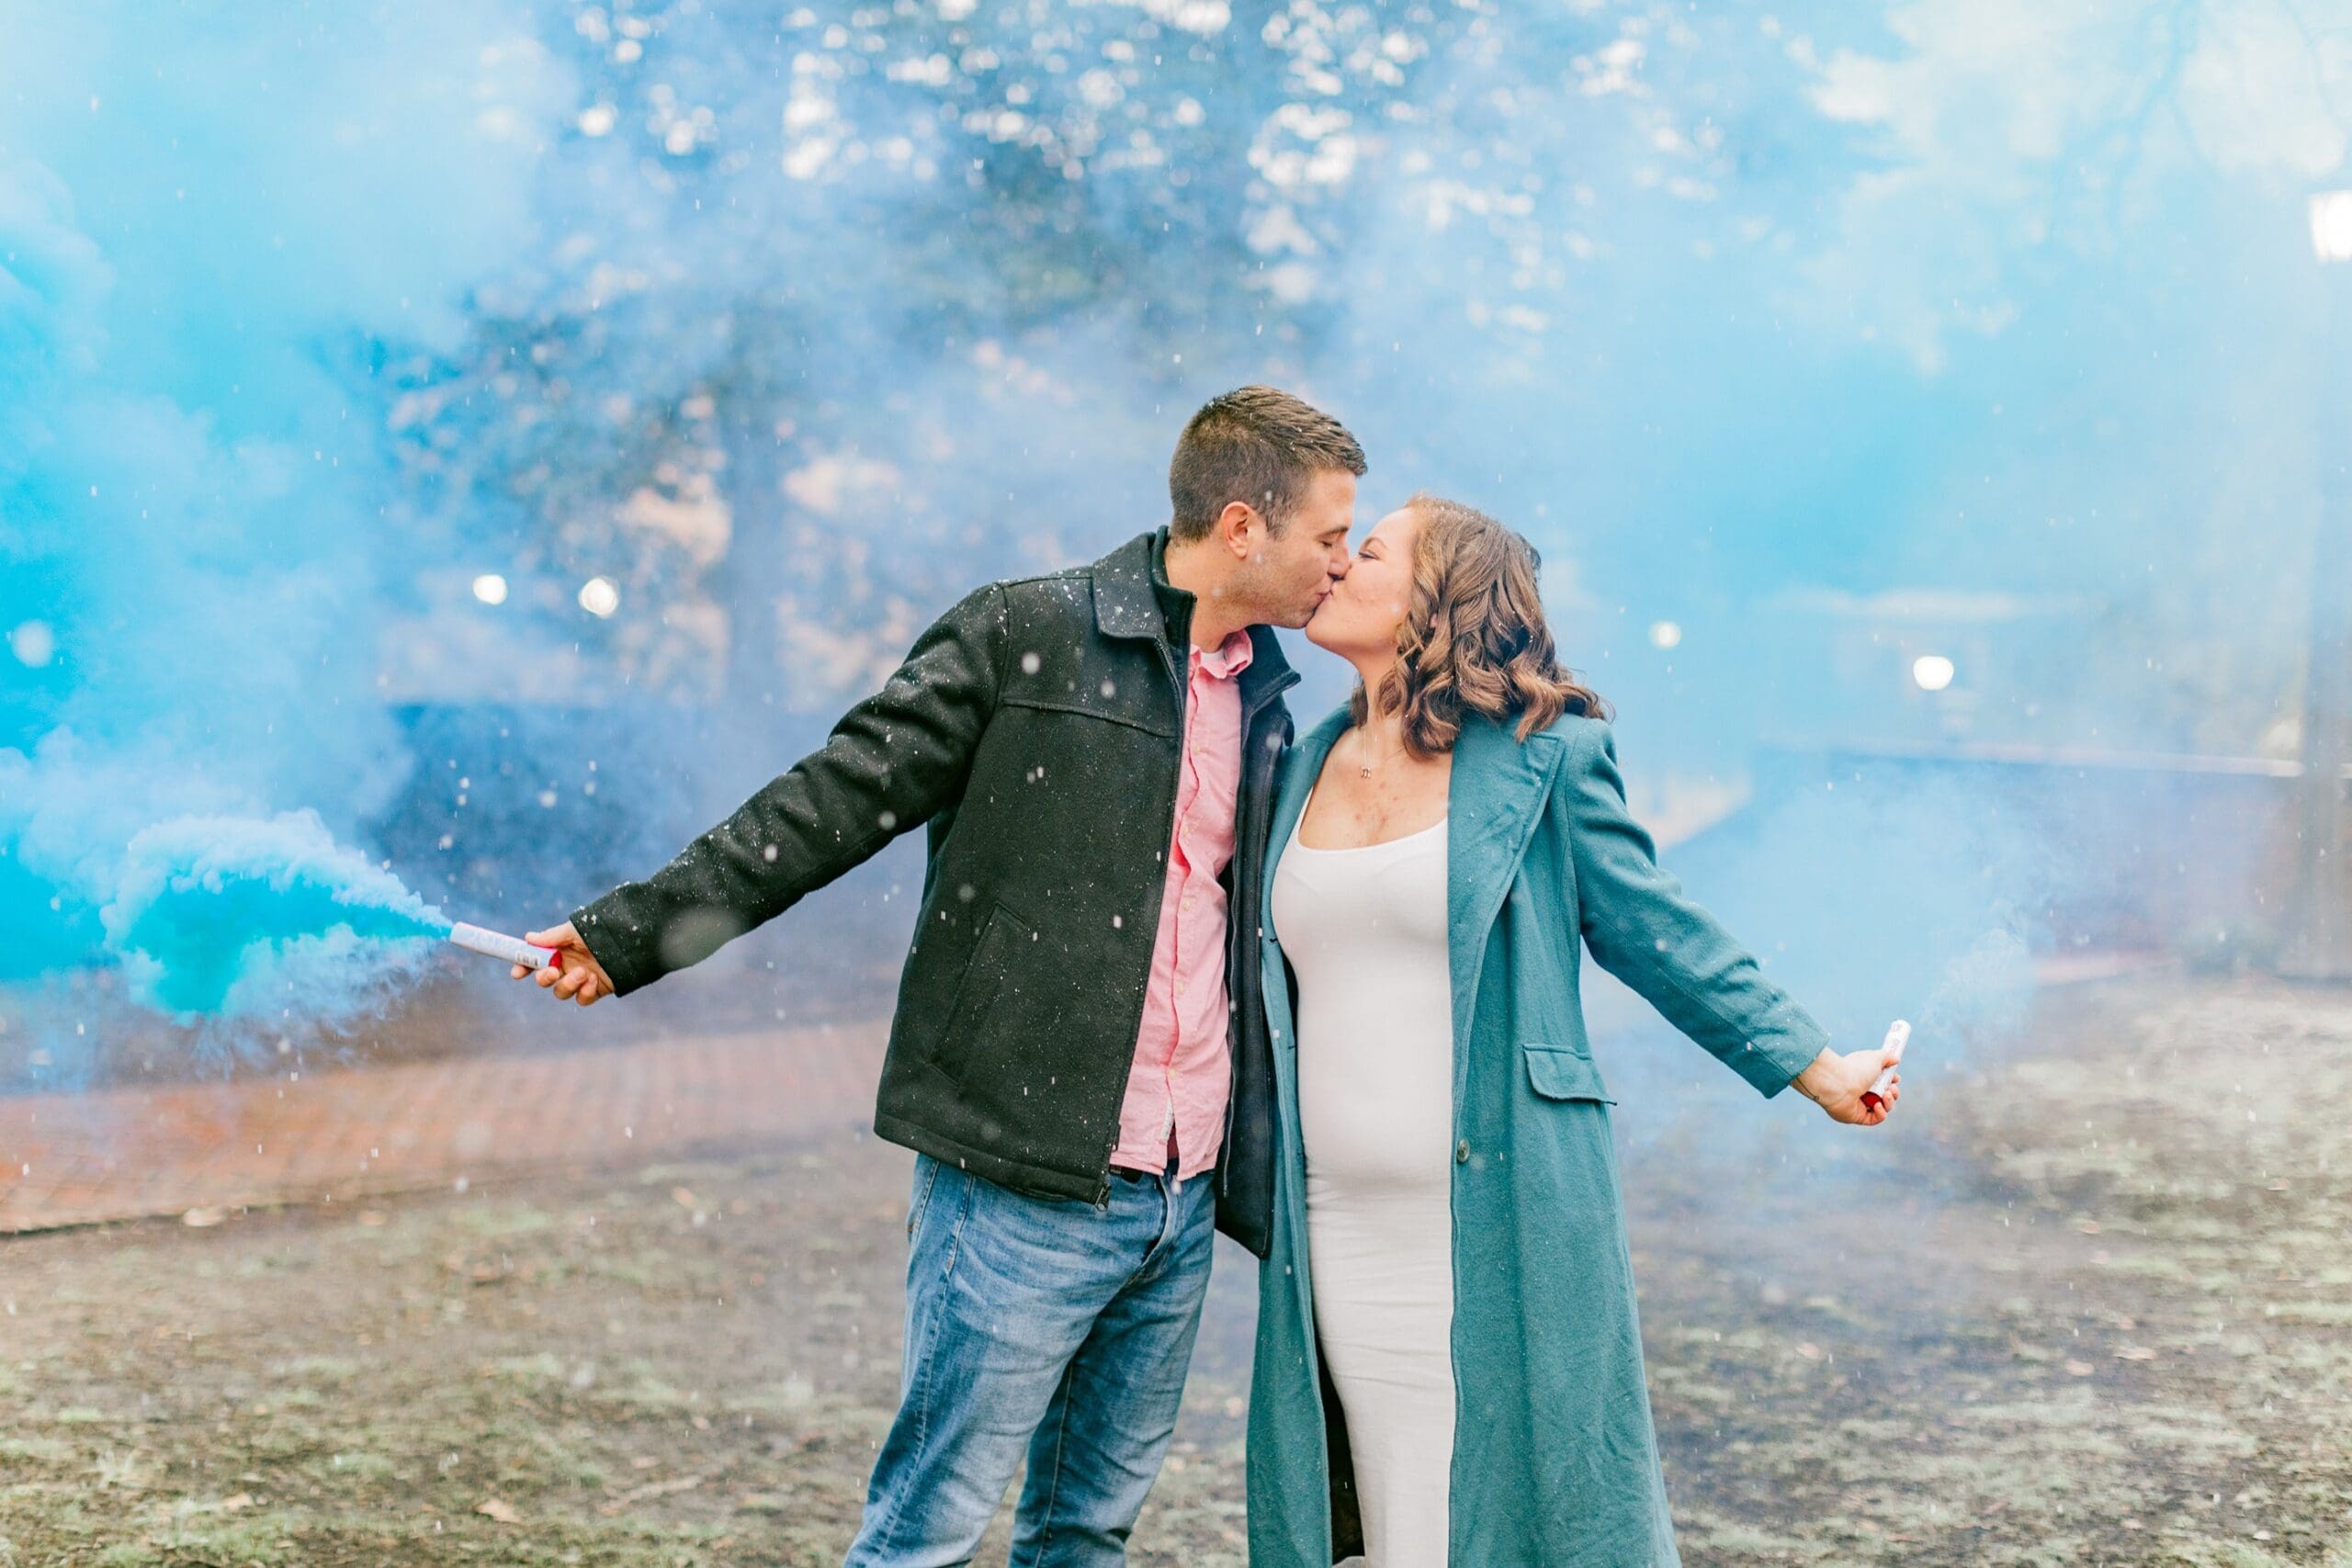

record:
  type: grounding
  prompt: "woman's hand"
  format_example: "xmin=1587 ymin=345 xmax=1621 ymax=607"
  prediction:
xmin=1792 ymin=1038 xmax=1902 ymax=1125
xmin=511 ymin=919 xmax=616 ymax=1007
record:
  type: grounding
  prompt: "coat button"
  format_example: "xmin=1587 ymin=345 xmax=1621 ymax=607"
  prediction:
xmin=1455 ymin=1139 xmax=1471 ymax=1165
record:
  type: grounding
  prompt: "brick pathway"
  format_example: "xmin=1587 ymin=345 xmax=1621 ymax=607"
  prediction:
xmin=0 ymin=949 xmax=2168 ymax=1237
xmin=0 ymin=1021 xmax=887 ymax=1234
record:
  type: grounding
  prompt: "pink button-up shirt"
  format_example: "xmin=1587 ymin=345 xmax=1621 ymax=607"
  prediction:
xmin=1108 ymin=628 xmax=1255 ymax=1180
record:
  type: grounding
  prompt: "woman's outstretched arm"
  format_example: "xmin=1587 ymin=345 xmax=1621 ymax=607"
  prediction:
xmin=1558 ymin=720 xmax=1898 ymax=1122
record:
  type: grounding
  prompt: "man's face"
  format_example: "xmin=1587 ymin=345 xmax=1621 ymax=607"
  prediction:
xmin=1246 ymin=468 xmax=1357 ymax=629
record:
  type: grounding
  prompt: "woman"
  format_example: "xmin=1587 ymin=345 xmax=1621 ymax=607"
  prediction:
xmin=1247 ymin=495 xmax=1902 ymax=1567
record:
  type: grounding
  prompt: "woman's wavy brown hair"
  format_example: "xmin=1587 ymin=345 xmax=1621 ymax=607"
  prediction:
xmin=1350 ymin=493 xmax=1611 ymax=757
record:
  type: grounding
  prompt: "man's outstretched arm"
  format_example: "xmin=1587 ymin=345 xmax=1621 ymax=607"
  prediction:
xmin=521 ymin=581 xmax=1012 ymax=1004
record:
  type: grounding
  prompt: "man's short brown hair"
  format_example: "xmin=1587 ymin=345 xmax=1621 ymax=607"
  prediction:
xmin=1168 ymin=385 xmax=1366 ymax=542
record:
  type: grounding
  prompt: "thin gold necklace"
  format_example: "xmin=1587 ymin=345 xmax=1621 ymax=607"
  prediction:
xmin=1356 ymin=727 xmax=1406 ymax=778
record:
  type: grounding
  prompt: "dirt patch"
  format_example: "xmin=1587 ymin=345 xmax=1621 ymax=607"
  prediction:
xmin=0 ymin=1130 xmax=1252 ymax=1568
xmin=1640 ymin=971 xmax=2352 ymax=1566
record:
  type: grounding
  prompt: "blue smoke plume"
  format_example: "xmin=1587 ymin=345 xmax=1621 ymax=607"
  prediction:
xmin=106 ymin=813 xmax=450 ymax=1020
xmin=0 ymin=2 xmax=565 ymax=1055
xmin=3 ymin=0 xmax=2344 ymax=1082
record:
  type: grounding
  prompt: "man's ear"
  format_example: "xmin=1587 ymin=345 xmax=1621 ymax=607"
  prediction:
xmin=1215 ymin=499 xmax=1260 ymax=558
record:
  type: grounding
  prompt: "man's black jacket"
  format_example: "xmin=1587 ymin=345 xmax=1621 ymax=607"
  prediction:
xmin=570 ymin=529 xmax=1297 ymax=1256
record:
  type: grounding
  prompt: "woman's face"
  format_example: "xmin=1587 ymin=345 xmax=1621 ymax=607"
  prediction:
xmin=1306 ymin=505 xmax=1419 ymax=658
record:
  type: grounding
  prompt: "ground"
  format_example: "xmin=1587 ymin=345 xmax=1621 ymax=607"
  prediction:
xmin=2 ymin=970 xmax=2349 ymax=1566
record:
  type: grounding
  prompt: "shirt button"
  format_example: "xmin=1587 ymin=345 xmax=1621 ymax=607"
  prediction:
xmin=1455 ymin=1139 xmax=1471 ymax=1165
xmin=1182 ymin=898 xmax=1195 ymax=912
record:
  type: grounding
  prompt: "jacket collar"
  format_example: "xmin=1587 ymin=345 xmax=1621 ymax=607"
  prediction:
xmin=1093 ymin=527 xmax=1295 ymax=700
xmin=1091 ymin=529 xmax=1169 ymax=641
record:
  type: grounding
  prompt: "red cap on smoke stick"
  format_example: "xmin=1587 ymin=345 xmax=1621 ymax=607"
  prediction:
xmin=1860 ymin=1020 xmax=1909 ymax=1113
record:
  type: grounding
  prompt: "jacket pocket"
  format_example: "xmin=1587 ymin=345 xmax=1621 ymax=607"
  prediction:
xmin=1000 ymin=691 xmax=1179 ymax=739
xmin=931 ymin=902 xmax=1033 ymax=1084
xmin=1521 ymin=1043 xmax=1617 ymax=1104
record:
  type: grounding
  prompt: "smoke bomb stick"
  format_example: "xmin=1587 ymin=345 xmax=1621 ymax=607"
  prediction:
xmin=1860 ymin=1019 xmax=1908 ymax=1112
xmin=447 ymin=921 xmax=561 ymax=973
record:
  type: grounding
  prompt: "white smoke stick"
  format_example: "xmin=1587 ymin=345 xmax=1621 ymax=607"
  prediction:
xmin=1862 ymin=1019 xmax=1908 ymax=1111
xmin=447 ymin=922 xmax=560 ymax=972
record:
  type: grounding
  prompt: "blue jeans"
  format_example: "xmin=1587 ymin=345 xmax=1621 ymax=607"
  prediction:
xmin=842 ymin=1153 xmax=1216 ymax=1568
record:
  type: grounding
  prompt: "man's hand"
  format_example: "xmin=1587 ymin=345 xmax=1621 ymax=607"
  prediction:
xmin=1792 ymin=1036 xmax=1903 ymax=1126
xmin=511 ymin=920 xmax=616 ymax=1007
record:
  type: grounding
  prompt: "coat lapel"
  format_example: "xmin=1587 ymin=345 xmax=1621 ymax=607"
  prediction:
xmin=1446 ymin=713 xmax=1565 ymax=1062
xmin=1266 ymin=704 xmax=1559 ymax=1047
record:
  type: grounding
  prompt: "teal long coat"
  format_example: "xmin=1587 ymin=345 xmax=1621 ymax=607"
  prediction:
xmin=1246 ymin=706 xmax=1831 ymax=1567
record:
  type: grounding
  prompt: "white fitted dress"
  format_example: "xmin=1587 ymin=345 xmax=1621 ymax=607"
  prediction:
xmin=1268 ymin=791 xmax=1455 ymax=1568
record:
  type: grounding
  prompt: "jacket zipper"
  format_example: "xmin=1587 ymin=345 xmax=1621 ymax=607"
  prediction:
xmin=1089 ymin=637 xmax=1295 ymax=1210
xmin=1092 ymin=630 xmax=1192 ymax=1210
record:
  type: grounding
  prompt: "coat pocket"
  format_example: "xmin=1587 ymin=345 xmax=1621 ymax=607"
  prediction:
xmin=1521 ymin=1043 xmax=1617 ymax=1104
xmin=930 ymin=902 xmax=1033 ymax=1084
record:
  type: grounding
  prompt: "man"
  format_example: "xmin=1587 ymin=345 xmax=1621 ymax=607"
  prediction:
xmin=516 ymin=386 xmax=1364 ymax=1565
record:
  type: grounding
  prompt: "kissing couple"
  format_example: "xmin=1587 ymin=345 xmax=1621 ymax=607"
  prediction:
xmin=518 ymin=386 xmax=1904 ymax=1567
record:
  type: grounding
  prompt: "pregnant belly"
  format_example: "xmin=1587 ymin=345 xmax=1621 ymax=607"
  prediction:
xmin=1296 ymin=1006 xmax=1454 ymax=1194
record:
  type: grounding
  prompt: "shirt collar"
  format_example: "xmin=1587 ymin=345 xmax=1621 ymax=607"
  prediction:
xmin=1193 ymin=628 xmax=1255 ymax=680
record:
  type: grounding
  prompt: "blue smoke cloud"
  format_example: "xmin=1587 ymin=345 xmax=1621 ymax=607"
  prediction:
xmin=4 ymin=0 xmax=2343 ymax=1079
xmin=0 ymin=2 xmax=566 ymax=1053
xmin=106 ymin=813 xmax=449 ymax=1020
